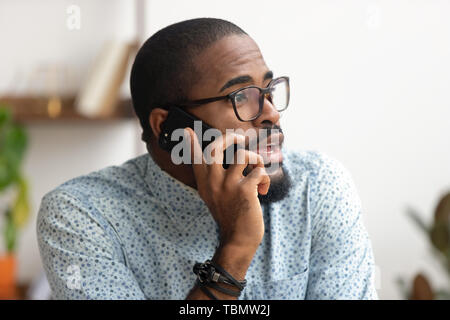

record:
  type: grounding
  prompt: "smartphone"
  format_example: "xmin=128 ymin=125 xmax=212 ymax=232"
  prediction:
xmin=158 ymin=106 xmax=211 ymax=152
xmin=158 ymin=106 xmax=240 ymax=169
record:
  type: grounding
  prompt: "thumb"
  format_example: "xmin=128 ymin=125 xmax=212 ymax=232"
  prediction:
xmin=242 ymin=166 xmax=270 ymax=195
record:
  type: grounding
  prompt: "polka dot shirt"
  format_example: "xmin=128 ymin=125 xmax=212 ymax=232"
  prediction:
xmin=37 ymin=150 xmax=378 ymax=299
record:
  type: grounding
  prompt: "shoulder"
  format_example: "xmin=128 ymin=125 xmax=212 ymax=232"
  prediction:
xmin=37 ymin=154 xmax=150 ymax=230
xmin=42 ymin=153 xmax=149 ymax=202
xmin=284 ymin=149 xmax=351 ymax=184
xmin=284 ymin=149 xmax=359 ymax=212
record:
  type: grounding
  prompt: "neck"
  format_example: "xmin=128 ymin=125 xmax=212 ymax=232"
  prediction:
xmin=147 ymin=139 xmax=198 ymax=190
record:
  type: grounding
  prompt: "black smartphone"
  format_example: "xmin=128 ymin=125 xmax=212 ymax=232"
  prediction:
xmin=158 ymin=106 xmax=215 ymax=152
xmin=158 ymin=106 xmax=240 ymax=169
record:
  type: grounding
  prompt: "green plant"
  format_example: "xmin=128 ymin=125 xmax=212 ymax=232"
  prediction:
xmin=0 ymin=105 xmax=30 ymax=253
xmin=398 ymin=192 xmax=450 ymax=299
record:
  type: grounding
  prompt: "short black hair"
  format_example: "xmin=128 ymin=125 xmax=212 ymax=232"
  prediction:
xmin=130 ymin=18 xmax=248 ymax=146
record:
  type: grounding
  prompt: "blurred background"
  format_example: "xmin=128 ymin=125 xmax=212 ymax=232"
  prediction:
xmin=0 ymin=0 xmax=449 ymax=299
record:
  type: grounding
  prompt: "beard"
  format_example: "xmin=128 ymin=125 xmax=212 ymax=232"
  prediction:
xmin=257 ymin=163 xmax=292 ymax=205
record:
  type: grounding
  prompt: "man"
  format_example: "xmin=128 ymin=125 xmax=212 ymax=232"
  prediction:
xmin=37 ymin=18 xmax=378 ymax=299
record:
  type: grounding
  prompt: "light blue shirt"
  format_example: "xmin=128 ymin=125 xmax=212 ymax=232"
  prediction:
xmin=37 ymin=150 xmax=378 ymax=299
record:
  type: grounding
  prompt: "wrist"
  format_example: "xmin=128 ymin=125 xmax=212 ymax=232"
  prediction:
xmin=219 ymin=230 xmax=264 ymax=251
xmin=212 ymin=243 xmax=257 ymax=281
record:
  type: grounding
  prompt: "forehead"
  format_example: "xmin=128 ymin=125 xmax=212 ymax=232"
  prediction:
xmin=192 ymin=35 xmax=269 ymax=95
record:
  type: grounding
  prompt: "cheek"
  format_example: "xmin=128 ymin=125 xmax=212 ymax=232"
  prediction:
xmin=190 ymin=105 xmax=250 ymax=132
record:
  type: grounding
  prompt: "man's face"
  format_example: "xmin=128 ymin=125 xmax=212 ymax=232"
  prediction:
xmin=188 ymin=35 xmax=283 ymax=175
xmin=185 ymin=34 xmax=292 ymax=203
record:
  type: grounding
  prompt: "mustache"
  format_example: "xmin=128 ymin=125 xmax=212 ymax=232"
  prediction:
xmin=263 ymin=124 xmax=283 ymax=140
xmin=245 ymin=125 xmax=284 ymax=149
xmin=260 ymin=124 xmax=283 ymax=136
xmin=220 ymin=125 xmax=284 ymax=163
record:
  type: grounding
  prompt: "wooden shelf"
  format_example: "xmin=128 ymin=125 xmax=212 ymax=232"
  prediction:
xmin=0 ymin=96 xmax=136 ymax=123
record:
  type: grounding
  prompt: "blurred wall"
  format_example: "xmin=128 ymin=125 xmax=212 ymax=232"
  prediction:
xmin=1 ymin=0 xmax=449 ymax=299
xmin=0 ymin=0 xmax=147 ymax=287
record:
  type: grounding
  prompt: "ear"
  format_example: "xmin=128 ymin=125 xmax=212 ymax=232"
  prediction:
xmin=149 ymin=108 xmax=169 ymax=139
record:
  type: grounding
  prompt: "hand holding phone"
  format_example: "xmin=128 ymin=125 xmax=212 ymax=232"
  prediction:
xmin=159 ymin=106 xmax=244 ymax=170
xmin=184 ymin=127 xmax=270 ymax=250
xmin=159 ymin=106 xmax=214 ymax=153
xmin=158 ymin=106 xmax=270 ymax=247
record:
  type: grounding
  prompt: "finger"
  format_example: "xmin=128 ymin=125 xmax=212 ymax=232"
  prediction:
xmin=184 ymin=127 xmax=207 ymax=180
xmin=204 ymin=132 xmax=246 ymax=175
xmin=241 ymin=166 xmax=271 ymax=195
xmin=226 ymin=149 xmax=264 ymax=179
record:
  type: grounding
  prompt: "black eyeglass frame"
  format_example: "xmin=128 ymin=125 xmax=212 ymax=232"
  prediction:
xmin=167 ymin=76 xmax=290 ymax=122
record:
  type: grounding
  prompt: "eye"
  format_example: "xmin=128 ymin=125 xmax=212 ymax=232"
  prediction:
xmin=234 ymin=91 xmax=249 ymax=105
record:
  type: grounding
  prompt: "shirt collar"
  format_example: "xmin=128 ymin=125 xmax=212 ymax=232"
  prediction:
xmin=142 ymin=154 xmax=210 ymax=231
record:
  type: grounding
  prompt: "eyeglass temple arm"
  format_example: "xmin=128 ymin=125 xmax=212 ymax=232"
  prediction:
xmin=176 ymin=95 xmax=229 ymax=108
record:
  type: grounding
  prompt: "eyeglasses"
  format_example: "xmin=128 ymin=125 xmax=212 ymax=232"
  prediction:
xmin=171 ymin=76 xmax=290 ymax=121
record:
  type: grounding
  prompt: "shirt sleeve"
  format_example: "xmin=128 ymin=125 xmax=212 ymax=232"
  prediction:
xmin=305 ymin=154 xmax=378 ymax=300
xmin=37 ymin=190 xmax=146 ymax=299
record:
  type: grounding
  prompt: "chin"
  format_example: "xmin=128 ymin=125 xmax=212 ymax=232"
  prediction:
xmin=258 ymin=162 xmax=292 ymax=205
xmin=265 ymin=162 xmax=283 ymax=179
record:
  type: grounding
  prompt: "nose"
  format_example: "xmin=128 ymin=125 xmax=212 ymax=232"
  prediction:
xmin=252 ymin=94 xmax=280 ymax=127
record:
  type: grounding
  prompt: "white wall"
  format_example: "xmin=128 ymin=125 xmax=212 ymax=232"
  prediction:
xmin=0 ymin=0 xmax=135 ymax=95
xmin=1 ymin=0 xmax=449 ymax=299
xmin=0 ymin=0 xmax=147 ymax=285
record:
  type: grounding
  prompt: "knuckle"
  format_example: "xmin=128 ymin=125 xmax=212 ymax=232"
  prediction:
xmin=234 ymin=149 xmax=247 ymax=164
xmin=209 ymin=183 xmax=221 ymax=195
xmin=256 ymin=154 xmax=264 ymax=163
xmin=252 ymin=153 xmax=264 ymax=165
xmin=255 ymin=166 xmax=267 ymax=176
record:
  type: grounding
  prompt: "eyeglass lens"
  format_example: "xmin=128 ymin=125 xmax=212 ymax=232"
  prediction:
xmin=233 ymin=78 xmax=289 ymax=121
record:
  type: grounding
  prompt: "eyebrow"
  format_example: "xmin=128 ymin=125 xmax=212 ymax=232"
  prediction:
xmin=219 ymin=70 xmax=273 ymax=93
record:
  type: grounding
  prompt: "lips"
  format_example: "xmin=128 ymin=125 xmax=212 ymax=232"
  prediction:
xmin=255 ymin=133 xmax=284 ymax=165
